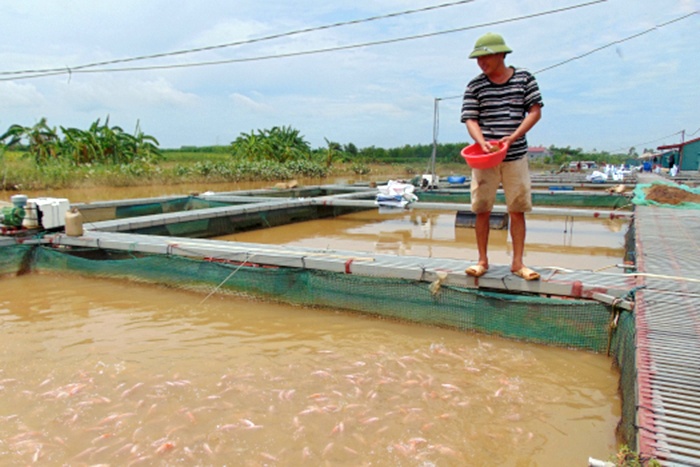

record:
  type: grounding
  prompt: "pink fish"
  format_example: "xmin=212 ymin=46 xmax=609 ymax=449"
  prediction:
xmin=343 ymin=446 xmax=358 ymax=455
xmin=441 ymin=383 xmax=462 ymax=392
xmin=298 ymin=406 xmax=321 ymax=416
xmin=240 ymin=418 xmax=262 ymax=429
xmin=202 ymin=442 xmax=214 ymax=456
xmin=155 ymin=441 xmax=175 ymax=455
xmin=322 ymin=442 xmax=334 ymax=458
xmin=121 ymin=382 xmax=144 ymax=399
xmin=302 ymin=446 xmax=311 ymax=459
xmin=259 ymin=452 xmax=278 ymax=462
xmin=331 ymin=421 xmax=344 ymax=435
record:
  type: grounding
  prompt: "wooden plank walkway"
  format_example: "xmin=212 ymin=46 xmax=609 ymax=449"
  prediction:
xmin=41 ymin=225 xmax=637 ymax=311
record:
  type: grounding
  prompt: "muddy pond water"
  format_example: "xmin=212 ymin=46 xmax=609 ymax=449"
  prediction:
xmin=223 ymin=209 xmax=627 ymax=272
xmin=1 ymin=182 xmax=626 ymax=465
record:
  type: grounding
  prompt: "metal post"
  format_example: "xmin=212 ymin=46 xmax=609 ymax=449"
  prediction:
xmin=429 ymin=97 xmax=440 ymax=190
xmin=679 ymin=129 xmax=685 ymax=172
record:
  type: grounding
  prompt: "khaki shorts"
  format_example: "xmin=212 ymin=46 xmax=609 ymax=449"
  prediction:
xmin=470 ymin=157 xmax=532 ymax=213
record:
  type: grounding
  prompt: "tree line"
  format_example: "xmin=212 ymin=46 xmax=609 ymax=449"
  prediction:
xmin=2 ymin=118 xmax=628 ymax=169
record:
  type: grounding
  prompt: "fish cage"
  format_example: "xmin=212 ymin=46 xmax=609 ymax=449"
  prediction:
xmin=0 ymin=183 xmax=641 ymax=448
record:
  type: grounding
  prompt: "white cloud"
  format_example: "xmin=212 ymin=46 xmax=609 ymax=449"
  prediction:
xmin=55 ymin=77 xmax=199 ymax=111
xmin=188 ymin=18 xmax=272 ymax=50
xmin=0 ymin=82 xmax=45 ymax=108
xmin=0 ymin=0 xmax=697 ymax=151
xmin=229 ymin=92 xmax=274 ymax=114
xmin=133 ymin=78 xmax=200 ymax=106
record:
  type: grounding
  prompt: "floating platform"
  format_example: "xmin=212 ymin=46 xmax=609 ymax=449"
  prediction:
xmin=30 ymin=184 xmax=635 ymax=312
xmin=39 ymin=228 xmax=636 ymax=312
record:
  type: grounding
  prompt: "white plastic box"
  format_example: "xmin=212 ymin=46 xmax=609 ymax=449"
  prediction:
xmin=421 ymin=174 xmax=439 ymax=189
xmin=24 ymin=198 xmax=70 ymax=229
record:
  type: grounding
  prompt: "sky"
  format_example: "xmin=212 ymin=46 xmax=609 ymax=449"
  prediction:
xmin=1 ymin=0 xmax=698 ymax=154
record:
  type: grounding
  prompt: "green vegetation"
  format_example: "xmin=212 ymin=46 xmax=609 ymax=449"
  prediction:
xmin=0 ymin=116 xmax=161 ymax=165
xmin=0 ymin=118 xmax=629 ymax=191
xmin=611 ymin=445 xmax=661 ymax=467
xmin=545 ymin=145 xmax=630 ymax=168
xmin=231 ymin=125 xmax=310 ymax=163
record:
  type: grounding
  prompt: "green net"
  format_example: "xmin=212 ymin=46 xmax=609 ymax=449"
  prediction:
xmin=114 ymin=196 xmax=237 ymax=219
xmin=632 ymin=180 xmax=700 ymax=209
xmin=0 ymin=242 xmax=637 ymax=446
xmin=80 ymin=197 xmax=242 ymax=225
xmin=0 ymin=243 xmax=33 ymax=275
xmin=90 ymin=192 xmax=342 ymax=224
xmin=609 ymin=311 xmax=637 ymax=447
xmin=418 ymin=191 xmax=632 ymax=209
xmin=13 ymin=244 xmax=614 ymax=352
xmin=114 ymin=205 xmax=357 ymax=238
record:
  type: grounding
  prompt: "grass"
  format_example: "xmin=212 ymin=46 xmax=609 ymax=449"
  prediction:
xmin=0 ymin=150 xmax=382 ymax=191
xmin=0 ymin=149 xmax=559 ymax=193
xmin=159 ymin=151 xmax=231 ymax=165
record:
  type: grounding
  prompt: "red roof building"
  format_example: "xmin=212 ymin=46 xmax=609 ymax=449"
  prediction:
xmin=527 ymin=146 xmax=551 ymax=159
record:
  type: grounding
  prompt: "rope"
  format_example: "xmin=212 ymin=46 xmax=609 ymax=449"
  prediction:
xmin=199 ymin=254 xmax=256 ymax=304
xmin=621 ymin=285 xmax=646 ymax=302
xmin=628 ymin=272 xmax=700 ymax=283
xmin=542 ymin=265 xmax=700 ymax=284
xmin=429 ymin=271 xmax=448 ymax=296
xmin=127 ymin=242 xmax=138 ymax=259
xmin=594 ymin=263 xmax=623 ymax=272
xmin=606 ymin=298 xmax=623 ymax=356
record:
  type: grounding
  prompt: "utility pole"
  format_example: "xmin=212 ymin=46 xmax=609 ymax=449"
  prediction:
xmin=429 ymin=97 xmax=440 ymax=190
xmin=678 ymin=129 xmax=686 ymax=172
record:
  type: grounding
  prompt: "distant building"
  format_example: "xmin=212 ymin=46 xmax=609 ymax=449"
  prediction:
xmin=657 ymin=137 xmax=700 ymax=171
xmin=527 ymin=146 xmax=551 ymax=159
xmin=639 ymin=152 xmax=659 ymax=161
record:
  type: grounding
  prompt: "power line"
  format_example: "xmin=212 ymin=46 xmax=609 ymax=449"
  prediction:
xmin=438 ymin=9 xmax=698 ymax=101
xmin=434 ymin=10 xmax=697 ymax=154
xmin=0 ymin=0 xmax=480 ymax=77
xmin=534 ymin=11 xmax=697 ymax=74
xmin=0 ymin=0 xmax=606 ymax=81
xmin=609 ymin=131 xmax=684 ymax=154
xmin=550 ymin=11 xmax=696 ymax=153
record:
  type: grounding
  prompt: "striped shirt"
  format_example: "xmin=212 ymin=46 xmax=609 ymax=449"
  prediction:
xmin=460 ymin=68 xmax=543 ymax=162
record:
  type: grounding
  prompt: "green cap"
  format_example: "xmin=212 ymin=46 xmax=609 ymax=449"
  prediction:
xmin=469 ymin=33 xmax=512 ymax=58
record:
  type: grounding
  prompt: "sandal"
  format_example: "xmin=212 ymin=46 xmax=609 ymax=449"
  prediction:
xmin=465 ymin=264 xmax=488 ymax=277
xmin=511 ymin=267 xmax=540 ymax=281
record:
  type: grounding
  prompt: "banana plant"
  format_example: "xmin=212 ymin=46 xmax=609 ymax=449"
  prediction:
xmin=60 ymin=126 xmax=99 ymax=164
xmin=264 ymin=126 xmax=310 ymax=163
xmin=231 ymin=130 xmax=267 ymax=161
xmin=231 ymin=126 xmax=312 ymax=163
xmin=321 ymin=137 xmax=342 ymax=169
xmin=0 ymin=118 xmax=60 ymax=163
xmin=1 ymin=116 xmax=162 ymax=166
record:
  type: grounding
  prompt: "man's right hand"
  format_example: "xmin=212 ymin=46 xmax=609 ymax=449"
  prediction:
xmin=481 ymin=141 xmax=497 ymax=153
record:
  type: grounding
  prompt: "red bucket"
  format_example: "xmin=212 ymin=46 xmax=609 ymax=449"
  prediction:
xmin=461 ymin=141 xmax=508 ymax=169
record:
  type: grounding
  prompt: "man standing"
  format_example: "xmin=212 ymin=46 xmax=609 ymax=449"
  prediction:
xmin=460 ymin=32 xmax=543 ymax=281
